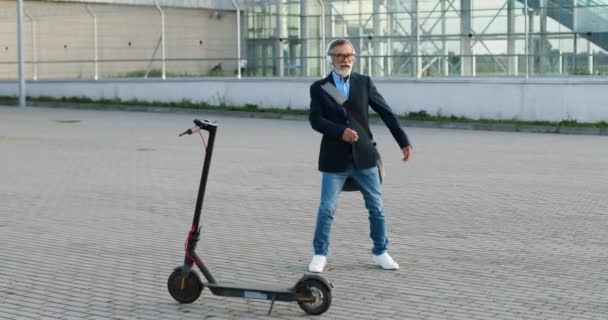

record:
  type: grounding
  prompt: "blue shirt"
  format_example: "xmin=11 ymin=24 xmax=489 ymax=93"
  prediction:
xmin=331 ymin=71 xmax=350 ymax=119
xmin=331 ymin=71 xmax=350 ymax=99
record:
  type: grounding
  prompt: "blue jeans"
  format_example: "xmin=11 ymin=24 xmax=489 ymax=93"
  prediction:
xmin=313 ymin=165 xmax=388 ymax=256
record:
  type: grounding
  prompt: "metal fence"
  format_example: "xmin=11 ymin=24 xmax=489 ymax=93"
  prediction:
xmin=2 ymin=0 xmax=608 ymax=80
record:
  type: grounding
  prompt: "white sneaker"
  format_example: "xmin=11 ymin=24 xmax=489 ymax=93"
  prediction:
xmin=373 ymin=252 xmax=399 ymax=270
xmin=308 ymin=255 xmax=327 ymax=273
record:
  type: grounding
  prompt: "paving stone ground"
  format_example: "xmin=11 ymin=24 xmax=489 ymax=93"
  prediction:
xmin=1 ymin=106 xmax=607 ymax=320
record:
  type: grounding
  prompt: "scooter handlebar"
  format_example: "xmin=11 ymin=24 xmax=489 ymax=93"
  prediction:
xmin=179 ymin=119 xmax=217 ymax=136
xmin=193 ymin=119 xmax=217 ymax=132
xmin=178 ymin=127 xmax=196 ymax=136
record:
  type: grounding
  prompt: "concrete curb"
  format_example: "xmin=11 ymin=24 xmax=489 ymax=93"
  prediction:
xmin=7 ymin=101 xmax=608 ymax=136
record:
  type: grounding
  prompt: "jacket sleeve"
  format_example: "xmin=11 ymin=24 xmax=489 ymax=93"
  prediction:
xmin=309 ymin=82 xmax=347 ymax=140
xmin=367 ymin=77 xmax=411 ymax=148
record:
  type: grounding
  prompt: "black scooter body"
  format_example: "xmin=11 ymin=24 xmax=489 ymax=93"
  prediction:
xmin=168 ymin=119 xmax=333 ymax=316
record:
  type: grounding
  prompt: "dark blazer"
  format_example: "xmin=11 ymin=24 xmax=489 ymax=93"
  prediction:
xmin=309 ymin=72 xmax=411 ymax=173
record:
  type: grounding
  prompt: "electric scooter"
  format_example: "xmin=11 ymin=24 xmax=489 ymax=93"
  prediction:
xmin=167 ymin=119 xmax=333 ymax=316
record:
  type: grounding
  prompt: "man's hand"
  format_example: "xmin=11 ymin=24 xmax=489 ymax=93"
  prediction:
xmin=402 ymin=145 xmax=413 ymax=162
xmin=342 ymin=128 xmax=359 ymax=143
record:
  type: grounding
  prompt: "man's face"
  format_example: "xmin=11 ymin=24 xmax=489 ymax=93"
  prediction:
xmin=330 ymin=43 xmax=355 ymax=78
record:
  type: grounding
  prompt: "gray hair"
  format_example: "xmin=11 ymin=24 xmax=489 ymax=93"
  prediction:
xmin=326 ymin=39 xmax=356 ymax=55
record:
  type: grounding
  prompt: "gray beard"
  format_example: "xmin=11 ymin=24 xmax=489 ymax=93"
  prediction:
xmin=333 ymin=66 xmax=352 ymax=78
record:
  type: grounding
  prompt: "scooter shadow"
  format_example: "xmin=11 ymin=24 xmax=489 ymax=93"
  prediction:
xmin=156 ymin=295 xmax=328 ymax=319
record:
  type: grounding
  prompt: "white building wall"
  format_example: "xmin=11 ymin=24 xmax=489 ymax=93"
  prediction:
xmin=0 ymin=0 xmax=238 ymax=79
xmin=1 ymin=77 xmax=607 ymax=123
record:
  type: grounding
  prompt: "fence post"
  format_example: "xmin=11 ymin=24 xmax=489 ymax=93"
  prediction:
xmin=155 ymin=1 xmax=166 ymax=80
xmin=524 ymin=0 xmax=529 ymax=78
xmin=24 ymin=9 xmax=37 ymax=80
xmin=17 ymin=0 xmax=26 ymax=107
xmin=317 ymin=0 xmax=326 ymax=75
xmin=86 ymin=5 xmax=99 ymax=80
xmin=231 ymin=0 xmax=241 ymax=79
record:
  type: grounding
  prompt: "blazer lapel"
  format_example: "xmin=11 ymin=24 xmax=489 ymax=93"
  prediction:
xmin=321 ymin=73 xmax=346 ymax=113
xmin=322 ymin=73 xmax=334 ymax=86
xmin=347 ymin=72 xmax=357 ymax=104
xmin=342 ymin=73 xmax=357 ymax=121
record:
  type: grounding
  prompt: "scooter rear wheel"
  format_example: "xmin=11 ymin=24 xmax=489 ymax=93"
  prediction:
xmin=167 ymin=267 xmax=203 ymax=303
xmin=297 ymin=279 xmax=332 ymax=315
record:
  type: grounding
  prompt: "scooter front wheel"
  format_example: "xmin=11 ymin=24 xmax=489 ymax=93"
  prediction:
xmin=167 ymin=267 xmax=203 ymax=303
xmin=297 ymin=279 xmax=332 ymax=315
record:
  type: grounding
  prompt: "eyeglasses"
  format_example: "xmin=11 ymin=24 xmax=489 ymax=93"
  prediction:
xmin=330 ymin=53 xmax=356 ymax=61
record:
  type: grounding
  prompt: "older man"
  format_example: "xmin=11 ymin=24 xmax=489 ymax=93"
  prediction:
xmin=308 ymin=39 xmax=413 ymax=273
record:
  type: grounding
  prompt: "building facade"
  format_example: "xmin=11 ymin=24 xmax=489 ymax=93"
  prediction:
xmin=1 ymin=0 xmax=607 ymax=79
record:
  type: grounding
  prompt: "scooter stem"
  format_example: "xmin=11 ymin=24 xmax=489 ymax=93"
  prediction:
xmin=191 ymin=119 xmax=218 ymax=230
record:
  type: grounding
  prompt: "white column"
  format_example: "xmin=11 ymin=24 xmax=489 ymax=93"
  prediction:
xmin=524 ymin=0 xmax=529 ymax=78
xmin=539 ymin=0 xmax=547 ymax=75
xmin=318 ymin=0 xmax=326 ymax=76
xmin=86 ymin=5 xmax=98 ymax=80
xmin=301 ymin=0 xmax=309 ymax=76
xmin=367 ymin=37 xmax=372 ymax=76
xmin=507 ymin=0 xmax=518 ymax=75
xmin=460 ymin=0 xmax=474 ymax=76
xmin=413 ymin=0 xmax=421 ymax=78
xmin=527 ymin=4 xmax=535 ymax=76
xmin=442 ymin=0 xmax=449 ymax=76
xmin=24 ymin=9 xmax=37 ymax=80
xmin=155 ymin=1 xmax=166 ymax=80
xmin=231 ymin=0 xmax=242 ymax=79
xmin=17 ymin=0 xmax=26 ymax=107
xmin=275 ymin=0 xmax=283 ymax=77
xmin=587 ymin=39 xmax=593 ymax=75
xmin=372 ymin=0 xmax=383 ymax=76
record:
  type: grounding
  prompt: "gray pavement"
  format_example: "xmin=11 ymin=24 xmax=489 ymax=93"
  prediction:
xmin=1 ymin=106 xmax=607 ymax=320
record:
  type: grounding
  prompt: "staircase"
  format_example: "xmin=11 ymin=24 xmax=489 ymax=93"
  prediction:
xmin=517 ymin=0 xmax=608 ymax=51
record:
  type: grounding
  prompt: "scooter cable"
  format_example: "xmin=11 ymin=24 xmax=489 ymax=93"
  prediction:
xmin=184 ymin=226 xmax=198 ymax=264
xmin=183 ymin=128 xmax=206 ymax=263
xmin=197 ymin=130 xmax=207 ymax=150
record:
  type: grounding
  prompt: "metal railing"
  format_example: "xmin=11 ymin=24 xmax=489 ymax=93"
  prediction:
xmin=3 ymin=0 xmax=608 ymax=82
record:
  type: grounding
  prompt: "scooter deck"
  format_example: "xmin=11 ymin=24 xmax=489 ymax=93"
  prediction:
xmin=206 ymin=281 xmax=293 ymax=293
xmin=205 ymin=281 xmax=295 ymax=301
